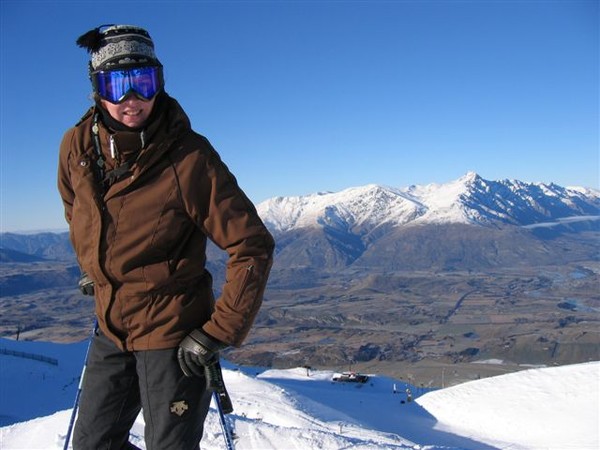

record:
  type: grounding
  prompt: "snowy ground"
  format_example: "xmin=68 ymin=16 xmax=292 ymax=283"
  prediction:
xmin=0 ymin=337 xmax=598 ymax=449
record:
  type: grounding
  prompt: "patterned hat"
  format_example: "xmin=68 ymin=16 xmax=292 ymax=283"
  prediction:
xmin=76 ymin=25 xmax=161 ymax=71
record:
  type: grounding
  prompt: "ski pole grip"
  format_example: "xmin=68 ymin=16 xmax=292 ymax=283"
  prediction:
xmin=204 ymin=360 xmax=224 ymax=392
xmin=204 ymin=360 xmax=234 ymax=414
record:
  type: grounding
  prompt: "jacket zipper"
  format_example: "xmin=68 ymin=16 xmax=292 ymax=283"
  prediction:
xmin=233 ymin=264 xmax=254 ymax=307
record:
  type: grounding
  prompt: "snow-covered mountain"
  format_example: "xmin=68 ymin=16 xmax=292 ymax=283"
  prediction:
xmin=257 ymin=172 xmax=600 ymax=232
xmin=255 ymin=173 xmax=599 ymax=270
xmin=1 ymin=338 xmax=598 ymax=449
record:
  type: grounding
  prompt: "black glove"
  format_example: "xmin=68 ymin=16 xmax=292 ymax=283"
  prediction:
xmin=177 ymin=329 xmax=227 ymax=377
xmin=78 ymin=272 xmax=95 ymax=296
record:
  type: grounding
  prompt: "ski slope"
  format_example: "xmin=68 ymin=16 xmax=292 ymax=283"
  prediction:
xmin=0 ymin=338 xmax=598 ymax=449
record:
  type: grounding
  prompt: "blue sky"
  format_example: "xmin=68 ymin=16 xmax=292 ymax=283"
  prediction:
xmin=1 ymin=0 xmax=598 ymax=232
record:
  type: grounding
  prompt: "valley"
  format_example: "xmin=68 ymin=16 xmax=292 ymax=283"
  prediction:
xmin=228 ymin=261 xmax=600 ymax=386
xmin=1 ymin=258 xmax=598 ymax=388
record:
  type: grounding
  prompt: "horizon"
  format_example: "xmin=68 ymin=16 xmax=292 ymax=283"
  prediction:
xmin=1 ymin=0 xmax=598 ymax=232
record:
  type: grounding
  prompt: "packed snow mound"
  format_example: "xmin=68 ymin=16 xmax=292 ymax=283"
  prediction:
xmin=417 ymin=361 xmax=600 ymax=449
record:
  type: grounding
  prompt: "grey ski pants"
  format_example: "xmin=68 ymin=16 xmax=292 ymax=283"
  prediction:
xmin=73 ymin=330 xmax=213 ymax=450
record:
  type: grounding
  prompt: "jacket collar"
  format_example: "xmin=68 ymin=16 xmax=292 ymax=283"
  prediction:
xmin=88 ymin=94 xmax=191 ymax=198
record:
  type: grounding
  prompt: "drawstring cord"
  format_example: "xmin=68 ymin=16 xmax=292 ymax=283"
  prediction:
xmin=91 ymin=114 xmax=107 ymax=191
xmin=92 ymin=113 xmax=145 ymax=189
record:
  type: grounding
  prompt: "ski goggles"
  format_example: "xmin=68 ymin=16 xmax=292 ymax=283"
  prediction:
xmin=92 ymin=66 xmax=163 ymax=104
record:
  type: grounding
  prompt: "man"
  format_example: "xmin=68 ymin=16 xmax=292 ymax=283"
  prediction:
xmin=58 ymin=24 xmax=274 ymax=449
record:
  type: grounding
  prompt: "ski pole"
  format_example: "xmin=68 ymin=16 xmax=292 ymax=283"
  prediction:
xmin=214 ymin=391 xmax=234 ymax=450
xmin=204 ymin=359 xmax=234 ymax=449
xmin=63 ymin=319 xmax=97 ymax=450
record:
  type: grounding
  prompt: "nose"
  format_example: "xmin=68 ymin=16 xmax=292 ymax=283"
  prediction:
xmin=121 ymin=92 xmax=141 ymax=103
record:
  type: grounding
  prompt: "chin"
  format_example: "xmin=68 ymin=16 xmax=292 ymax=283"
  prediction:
xmin=123 ymin=118 xmax=146 ymax=128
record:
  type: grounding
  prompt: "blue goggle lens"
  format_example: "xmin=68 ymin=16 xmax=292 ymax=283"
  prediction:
xmin=94 ymin=66 xmax=162 ymax=103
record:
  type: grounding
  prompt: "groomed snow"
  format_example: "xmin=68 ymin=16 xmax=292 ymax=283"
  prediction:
xmin=416 ymin=362 xmax=600 ymax=449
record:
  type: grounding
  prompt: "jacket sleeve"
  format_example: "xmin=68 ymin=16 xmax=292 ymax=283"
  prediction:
xmin=181 ymin=138 xmax=275 ymax=347
xmin=57 ymin=129 xmax=76 ymax=225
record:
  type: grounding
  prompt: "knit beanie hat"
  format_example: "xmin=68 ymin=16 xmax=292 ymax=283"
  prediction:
xmin=76 ymin=24 xmax=161 ymax=72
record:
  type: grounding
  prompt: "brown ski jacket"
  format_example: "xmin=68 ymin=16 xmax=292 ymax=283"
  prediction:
xmin=58 ymin=95 xmax=274 ymax=351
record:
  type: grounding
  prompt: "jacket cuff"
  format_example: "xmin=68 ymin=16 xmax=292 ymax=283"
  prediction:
xmin=197 ymin=328 xmax=228 ymax=352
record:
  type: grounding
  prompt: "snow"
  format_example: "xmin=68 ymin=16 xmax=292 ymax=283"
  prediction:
xmin=258 ymin=184 xmax=424 ymax=233
xmin=1 ymin=338 xmax=599 ymax=449
xmin=256 ymin=172 xmax=600 ymax=232
xmin=402 ymin=172 xmax=478 ymax=225
xmin=417 ymin=363 xmax=600 ymax=449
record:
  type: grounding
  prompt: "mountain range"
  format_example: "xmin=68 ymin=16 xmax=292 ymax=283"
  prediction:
xmin=255 ymin=172 xmax=599 ymax=270
xmin=259 ymin=172 xmax=599 ymax=230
